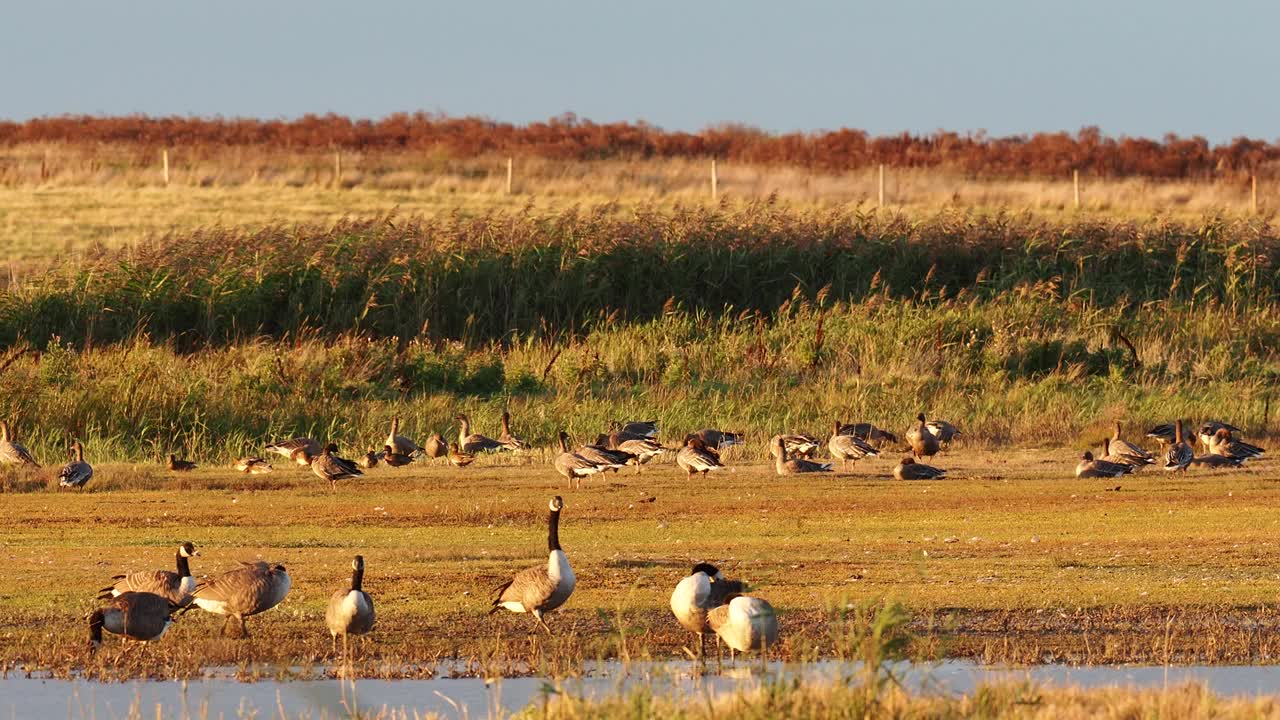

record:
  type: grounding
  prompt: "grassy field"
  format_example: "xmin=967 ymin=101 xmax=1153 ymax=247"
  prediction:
xmin=1 ymin=448 xmax=1278 ymax=680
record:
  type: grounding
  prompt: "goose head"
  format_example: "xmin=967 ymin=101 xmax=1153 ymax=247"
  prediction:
xmin=179 ymin=542 xmax=199 ymax=558
xmin=900 ymin=457 xmax=915 ymax=466
xmin=323 ymin=443 xmax=339 ymax=455
xmin=690 ymin=562 xmax=721 ymax=579
xmin=1081 ymin=451 xmax=1095 ymax=461
xmin=549 ymin=496 xmax=564 ymax=512
xmin=352 ymin=555 xmax=364 ymax=572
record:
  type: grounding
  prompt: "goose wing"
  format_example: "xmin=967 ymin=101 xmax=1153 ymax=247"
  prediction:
xmin=58 ymin=461 xmax=92 ymax=487
xmin=829 ymin=433 xmax=879 ymax=460
xmin=266 ymin=437 xmax=320 ymax=458
xmin=1163 ymin=443 xmax=1194 ymax=470
xmin=0 ymin=440 xmax=39 ymax=467
xmin=101 ymin=570 xmax=185 ymax=604
xmin=493 ymin=565 xmax=556 ymax=612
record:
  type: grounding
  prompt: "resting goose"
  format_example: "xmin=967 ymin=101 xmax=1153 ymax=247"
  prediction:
xmin=325 ymin=555 xmax=375 ymax=652
xmin=456 ymin=414 xmax=505 ymax=453
xmin=773 ymin=437 xmax=832 ymax=474
xmin=357 ymin=448 xmax=380 ymax=469
xmin=234 ymin=457 xmax=273 ymax=474
xmin=490 ymin=496 xmax=575 ymax=634
xmin=1191 ymin=454 xmax=1246 ymax=469
xmin=0 ymin=420 xmax=39 ymax=467
xmin=677 ymin=437 xmax=726 ymax=476
xmin=99 ymin=542 xmax=200 ymax=607
xmin=382 ymin=444 xmax=414 ymax=467
xmin=498 ymin=411 xmax=528 ymax=450
xmin=670 ymin=563 xmax=746 ymax=659
xmin=827 ymin=420 xmax=880 ymax=468
xmin=386 ymin=416 xmax=423 ymax=457
xmin=768 ymin=434 xmax=821 ymax=460
xmin=167 ymin=453 xmax=197 ymax=472
xmin=1163 ymin=420 xmax=1194 ymax=472
xmin=266 ymin=437 xmax=321 ymax=466
xmin=58 ymin=441 xmax=93 ymax=488
xmin=190 ymin=561 xmax=292 ymax=638
xmin=89 ymin=592 xmax=178 ymax=651
xmin=447 ymin=442 xmax=475 ymax=467
xmin=1198 ymin=420 xmax=1244 ymax=450
xmin=894 ymin=457 xmax=946 ymax=480
xmin=906 ymin=414 xmax=940 ymax=459
xmin=707 ymin=595 xmax=779 ymax=661
xmin=1076 ymin=450 xmax=1133 ymax=479
xmin=1209 ymin=428 xmax=1265 ymax=462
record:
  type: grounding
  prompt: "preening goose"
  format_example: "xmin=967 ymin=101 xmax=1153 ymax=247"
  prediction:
xmin=1075 ymin=450 xmax=1133 ymax=479
xmin=447 ymin=442 xmax=476 ymax=468
xmin=689 ymin=428 xmax=744 ymax=450
xmin=1163 ymin=420 xmax=1194 ymax=472
xmin=670 ymin=563 xmax=745 ymax=658
xmin=167 ymin=453 xmax=197 ymax=472
xmin=266 ymin=437 xmax=322 ymax=466
xmin=773 ymin=437 xmax=832 ymax=474
xmin=490 ymin=496 xmax=575 ymax=634
xmin=306 ymin=443 xmax=363 ymax=489
xmin=325 ymin=555 xmax=375 ymax=652
xmin=386 ymin=416 xmax=422 ymax=457
xmin=58 ymin=441 xmax=92 ymax=488
xmin=0 ymin=420 xmax=39 ymax=467
xmin=424 ymin=433 xmax=447 ymax=461
xmin=382 ymin=444 xmax=414 ymax=467
xmin=89 ymin=592 xmax=178 ymax=651
xmin=190 ymin=561 xmax=292 ymax=638
xmin=827 ymin=420 xmax=880 ymax=468
xmin=99 ymin=542 xmax=200 ymax=606
xmin=234 ymin=457 xmax=273 ymax=474
xmin=1198 ymin=420 xmax=1244 ymax=450
xmin=1210 ymin=428 xmax=1265 ymax=462
xmin=768 ymin=434 xmax=821 ymax=460
xmin=906 ymin=414 xmax=940 ymax=459
xmin=894 ymin=457 xmax=946 ymax=480
xmin=499 ymin=411 xmax=528 ymax=450
xmin=456 ymin=414 xmax=505 ymax=454
xmin=554 ymin=431 xmax=619 ymax=488
xmin=707 ymin=595 xmax=779 ymax=661
xmin=677 ymin=436 xmax=726 ymax=476
xmin=925 ymin=419 xmax=962 ymax=445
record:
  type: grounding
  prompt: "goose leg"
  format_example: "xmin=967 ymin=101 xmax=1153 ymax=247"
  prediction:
xmin=533 ymin=611 xmax=553 ymax=636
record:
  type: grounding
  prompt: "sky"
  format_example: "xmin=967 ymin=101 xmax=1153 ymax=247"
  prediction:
xmin=2 ymin=1 xmax=1276 ymax=143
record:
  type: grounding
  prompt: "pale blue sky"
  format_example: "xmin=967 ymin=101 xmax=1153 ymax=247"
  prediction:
xmin=2 ymin=1 xmax=1275 ymax=142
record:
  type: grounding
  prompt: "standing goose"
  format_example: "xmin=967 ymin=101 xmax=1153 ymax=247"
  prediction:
xmin=894 ymin=457 xmax=947 ymax=480
xmin=385 ymin=416 xmax=423 ymax=457
xmin=167 ymin=453 xmax=197 ymax=472
xmin=424 ymin=433 xmax=448 ymax=461
xmin=382 ymin=444 xmax=414 ymax=467
xmin=456 ymin=414 xmax=506 ymax=454
xmin=99 ymin=542 xmax=200 ymax=606
xmin=190 ymin=561 xmax=292 ymax=638
xmin=58 ymin=441 xmax=93 ymax=488
xmin=89 ymin=592 xmax=178 ymax=651
xmin=924 ymin=419 xmax=963 ymax=446
xmin=1109 ymin=423 xmax=1155 ymax=467
xmin=325 ymin=555 xmax=375 ymax=653
xmin=498 ymin=411 xmax=528 ymax=450
xmin=307 ymin=443 xmax=364 ymax=489
xmin=1076 ymin=450 xmax=1133 ymax=479
xmin=906 ymin=414 xmax=941 ymax=459
xmin=357 ymin=448 xmax=380 ymax=469
xmin=773 ymin=437 xmax=832 ymax=475
xmin=707 ymin=595 xmax=779 ymax=662
xmin=0 ymin=420 xmax=39 ymax=467
xmin=489 ymin=496 xmax=576 ymax=634
xmin=670 ymin=563 xmax=746 ymax=659
xmin=677 ymin=436 xmax=727 ymax=476
xmin=827 ymin=420 xmax=880 ymax=468
xmin=616 ymin=420 xmax=659 ymax=439
xmin=234 ymin=457 xmax=273 ymax=474
xmin=1209 ymin=428 xmax=1265 ymax=462
xmin=554 ymin=431 xmax=618 ymax=488
xmin=574 ymin=436 xmax=634 ymax=473
xmin=1101 ymin=437 xmax=1150 ymax=470
xmin=1163 ymin=420 xmax=1194 ymax=472
xmin=768 ymin=434 xmax=822 ymax=460
xmin=601 ymin=433 xmax=666 ymax=473
xmin=689 ymin=428 xmax=744 ymax=450
xmin=266 ymin=437 xmax=322 ymax=466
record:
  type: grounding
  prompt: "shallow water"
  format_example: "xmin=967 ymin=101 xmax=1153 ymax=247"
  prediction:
xmin=11 ymin=661 xmax=1280 ymax=718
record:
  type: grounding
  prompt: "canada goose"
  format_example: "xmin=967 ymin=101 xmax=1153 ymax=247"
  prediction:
xmin=616 ymin=420 xmax=659 ymax=438
xmin=894 ymin=457 xmax=946 ymax=480
xmin=499 ymin=411 xmax=528 ymax=450
xmin=456 ymin=414 xmax=506 ymax=453
xmin=99 ymin=542 xmax=200 ymax=606
xmin=827 ymin=421 xmax=880 ymax=468
xmin=386 ymin=416 xmax=423 ymax=457
xmin=1163 ymin=420 xmax=1194 ymax=472
xmin=325 ymin=555 xmax=375 ymax=653
xmin=0 ymin=420 xmax=39 ymax=467
xmin=1108 ymin=423 xmax=1155 ymax=467
xmin=1191 ymin=454 xmax=1246 ymax=469
xmin=190 ymin=561 xmax=292 ymax=638
xmin=490 ymin=496 xmax=575 ymax=633
xmin=306 ymin=443 xmax=363 ymax=489
xmin=906 ymin=414 xmax=940 ymax=459
xmin=1210 ymin=428 xmax=1265 ymax=462
xmin=357 ymin=448 xmax=380 ymax=469
xmin=447 ymin=442 xmax=475 ymax=468
xmin=707 ymin=595 xmax=779 ymax=661
xmin=1076 ymin=450 xmax=1133 ymax=479
xmin=234 ymin=457 xmax=273 ymax=474
xmin=89 ymin=592 xmax=178 ymax=651
xmin=837 ymin=422 xmax=899 ymax=446
xmin=424 ymin=433 xmax=447 ymax=461
xmin=768 ymin=434 xmax=821 ymax=460
xmin=266 ymin=437 xmax=322 ymax=466
xmin=554 ymin=431 xmax=619 ymax=488
xmin=382 ymin=444 xmax=414 ymax=467
xmin=773 ymin=437 xmax=832 ymax=474
xmin=689 ymin=429 xmax=744 ymax=450
xmin=677 ymin=437 xmax=727 ymax=476
xmin=167 ymin=454 xmax=197 ymax=472
xmin=58 ymin=441 xmax=92 ymax=488
xmin=670 ymin=563 xmax=745 ymax=659
xmin=1198 ymin=421 xmax=1244 ymax=450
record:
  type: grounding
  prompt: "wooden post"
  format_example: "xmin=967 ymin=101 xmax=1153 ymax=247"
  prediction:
xmin=711 ymin=159 xmax=718 ymax=200
xmin=162 ymin=149 xmax=170 ymax=186
xmin=878 ymin=164 xmax=885 ymax=207
xmin=1073 ymin=169 xmax=1080 ymax=209
xmin=506 ymin=157 xmax=513 ymax=195
xmin=334 ymin=150 xmax=342 ymax=187
xmin=1252 ymin=174 xmax=1258 ymax=214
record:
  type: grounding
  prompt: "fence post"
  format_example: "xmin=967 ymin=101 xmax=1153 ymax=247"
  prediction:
xmin=1073 ymin=169 xmax=1080 ymax=209
xmin=878 ymin=164 xmax=885 ymax=207
xmin=162 ymin=149 xmax=170 ymax=186
xmin=711 ymin=159 xmax=718 ymax=200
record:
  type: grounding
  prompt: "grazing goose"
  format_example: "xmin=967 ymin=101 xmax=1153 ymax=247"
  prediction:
xmin=1198 ymin=421 xmax=1244 ymax=450
xmin=89 ymin=592 xmax=178 ymax=651
xmin=489 ymin=496 xmax=575 ymax=634
xmin=0 ymin=420 xmax=39 ymax=467
xmin=689 ymin=428 xmax=744 ymax=450
xmin=906 ymin=414 xmax=941 ymax=459
xmin=828 ymin=421 xmax=880 ymax=468
xmin=167 ymin=454 xmax=197 ymax=472
xmin=837 ymin=422 xmax=899 ymax=446
xmin=456 ymin=414 xmax=506 ymax=454
xmin=1191 ymin=454 xmax=1246 ymax=469
xmin=598 ymin=433 xmax=666 ymax=473
xmin=1108 ymin=423 xmax=1155 ymax=467
xmin=307 ymin=443 xmax=363 ymax=489
xmin=382 ymin=444 xmax=414 ymax=467
xmin=768 ymin=434 xmax=821 ymax=460
xmin=677 ymin=436 xmax=727 ymax=476
xmin=670 ymin=563 xmax=746 ymax=659
xmin=99 ymin=542 xmax=200 ymax=607
xmin=707 ymin=595 xmax=779 ymax=661
xmin=385 ymin=416 xmax=422 ymax=457
xmin=894 ymin=457 xmax=947 ymax=480
xmin=190 ymin=561 xmax=292 ymax=638
xmin=924 ymin=419 xmax=962 ymax=446
xmin=1163 ymin=420 xmax=1194 ymax=472
xmin=616 ymin=420 xmax=659 ymax=439
xmin=1075 ymin=450 xmax=1133 ymax=479
xmin=574 ymin=436 xmax=633 ymax=473
xmin=357 ymin=448 xmax=380 ymax=469
xmin=447 ymin=442 xmax=475 ymax=468
xmin=58 ymin=441 xmax=93 ymax=488
xmin=554 ymin=431 xmax=618 ymax=488
xmin=498 ymin=411 xmax=528 ymax=450
xmin=234 ymin=457 xmax=273 ymax=474
xmin=1209 ymin=428 xmax=1265 ymax=462
xmin=266 ymin=437 xmax=322 ymax=466
xmin=325 ymin=555 xmax=375 ymax=652
xmin=423 ymin=433 xmax=447 ymax=461
xmin=773 ymin=437 xmax=832 ymax=474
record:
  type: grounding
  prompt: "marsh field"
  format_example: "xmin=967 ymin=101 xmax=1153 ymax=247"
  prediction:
xmin=2 ymin=132 xmax=1280 ymax=717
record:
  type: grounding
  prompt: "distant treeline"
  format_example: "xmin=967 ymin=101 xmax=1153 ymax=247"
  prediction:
xmin=1 ymin=114 xmax=1278 ymax=180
